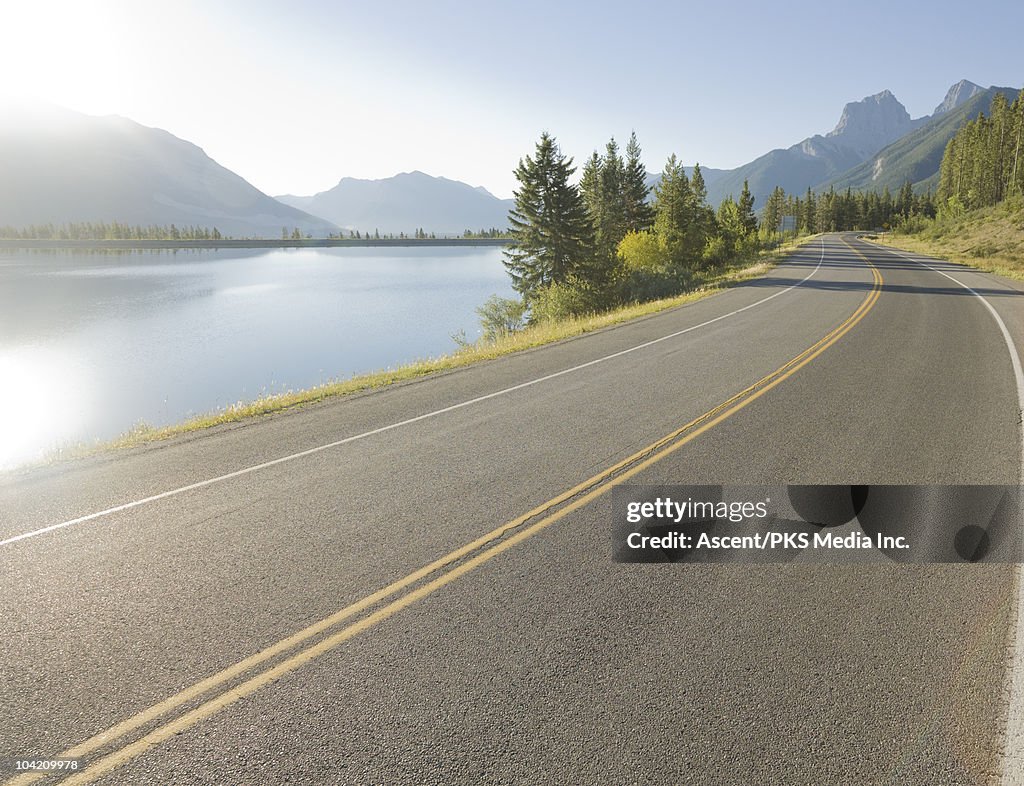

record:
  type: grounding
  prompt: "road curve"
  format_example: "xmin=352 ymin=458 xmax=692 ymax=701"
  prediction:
xmin=1 ymin=234 xmax=1023 ymax=785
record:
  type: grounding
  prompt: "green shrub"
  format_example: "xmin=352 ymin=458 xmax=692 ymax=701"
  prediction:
xmin=702 ymin=235 xmax=730 ymax=267
xmin=615 ymin=267 xmax=692 ymax=304
xmin=529 ymin=278 xmax=599 ymax=323
xmin=617 ymin=230 xmax=669 ymax=272
xmin=476 ymin=295 xmax=527 ymax=342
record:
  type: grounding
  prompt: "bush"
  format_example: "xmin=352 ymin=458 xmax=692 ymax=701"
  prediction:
xmin=895 ymin=213 xmax=930 ymax=235
xmin=615 ymin=267 xmax=692 ymax=303
xmin=476 ymin=295 xmax=527 ymax=342
xmin=617 ymin=230 xmax=669 ymax=272
xmin=613 ymin=228 xmax=707 ymax=303
xmin=734 ymin=234 xmax=762 ymax=259
xmin=528 ymin=278 xmax=599 ymax=323
xmin=702 ymin=235 xmax=730 ymax=267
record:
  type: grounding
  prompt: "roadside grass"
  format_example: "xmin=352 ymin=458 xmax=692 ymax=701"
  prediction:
xmin=36 ymin=235 xmax=815 ymax=466
xmin=871 ymin=197 xmax=1024 ymax=281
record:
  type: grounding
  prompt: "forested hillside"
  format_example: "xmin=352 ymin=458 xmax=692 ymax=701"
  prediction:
xmin=877 ymin=90 xmax=1024 ymax=279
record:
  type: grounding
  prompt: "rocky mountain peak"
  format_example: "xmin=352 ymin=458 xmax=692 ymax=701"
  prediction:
xmin=826 ymin=90 xmax=914 ymax=160
xmin=932 ymin=80 xmax=985 ymax=115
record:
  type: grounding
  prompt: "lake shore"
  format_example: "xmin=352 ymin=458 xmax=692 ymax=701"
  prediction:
xmin=14 ymin=234 xmax=814 ymax=471
xmin=0 ymin=237 xmax=509 ymax=250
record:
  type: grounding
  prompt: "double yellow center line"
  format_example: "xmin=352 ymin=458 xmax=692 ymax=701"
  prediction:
xmin=9 ymin=237 xmax=882 ymax=786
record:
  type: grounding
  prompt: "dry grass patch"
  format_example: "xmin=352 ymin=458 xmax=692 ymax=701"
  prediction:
xmin=874 ymin=198 xmax=1024 ymax=280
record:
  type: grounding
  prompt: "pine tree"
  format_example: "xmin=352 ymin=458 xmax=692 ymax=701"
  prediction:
xmin=688 ymin=163 xmax=716 ymax=259
xmin=599 ymin=138 xmax=627 ymax=244
xmin=580 ymin=151 xmax=601 ymax=213
xmin=737 ymin=179 xmax=757 ymax=236
xmin=802 ymin=187 xmax=816 ymax=233
xmin=504 ymin=132 xmax=594 ymax=300
xmin=580 ymin=140 xmax=627 ymax=268
xmin=623 ymin=131 xmax=654 ymax=233
xmin=716 ymin=195 xmax=743 ymax=247
xmin=761 ymin=187 xmax=786 ymax=234
xmin=653 ymin=154 xmax=697 ymax=268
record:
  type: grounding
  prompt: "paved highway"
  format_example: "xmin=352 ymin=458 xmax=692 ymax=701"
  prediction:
xmin=2 ymin=234 xmax=1023 ymax=784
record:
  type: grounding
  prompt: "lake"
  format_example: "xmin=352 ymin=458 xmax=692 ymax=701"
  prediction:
xmin=0 ymin=245 xmax=516 ymax=469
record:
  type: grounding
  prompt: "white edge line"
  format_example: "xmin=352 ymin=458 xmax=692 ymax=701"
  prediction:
xmin=2 ymin=239 xmax=830 ymax=548
xmin=874 ymin=241 xmax=1024 ymax=785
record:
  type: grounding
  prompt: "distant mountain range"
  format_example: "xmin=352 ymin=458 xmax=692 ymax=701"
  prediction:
xmin=0 ymin=101 xmax=337 ymax=238
xmin=819 ymin=85 xmax=1019 ymax=194
xmin=277 ymin=172 xmax=514 ymax=236
xmin=704 ymin=80 xmax=1018 ymax=210
xmin=2 ymin=80 xmax=1017 ymax=237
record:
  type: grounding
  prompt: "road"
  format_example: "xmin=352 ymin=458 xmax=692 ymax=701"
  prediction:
xmin=2 ymin=234 xmax=1023 ymax=784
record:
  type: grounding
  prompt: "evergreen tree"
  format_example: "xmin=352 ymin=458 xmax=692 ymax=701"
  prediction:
xmin=623 ymin=131 xmax=655 ymax=232
xmin=504 ymin=132 xmax=594 ymax=300
xmin=737 ymin=179 xmax=757 ymax=236
xmin=688 ymin=163 xmax=716 ymax=259
xmin=716 ymin=195 xmax=744 ymax=248
xmin=653 ymin=154 xmax=698 ymax=268
xmin=580 ymin=152 xmax=601 ymax=212
xmin=598 ymin=138 xmax=627 ymax=247
xmin=761 ymin=186 xmax=786 ymax=234
xmin=937 ymin=88 xmax=1024 ymax=210
xmin=802 ymin=187 xmax=816 ymax=233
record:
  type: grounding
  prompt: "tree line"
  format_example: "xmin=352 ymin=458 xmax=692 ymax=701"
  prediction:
xmin=760 ymin=183 xmax=936 ymax=234
xmin=0 ymin=221 xmax=225 ymax=240
xmin=503 ymin=131 xmax=763 ymax=322
xmin=494 ymin=130 xmax=955 ymax=333
xmin=937 ymin=90 xmax=1024 ymax=212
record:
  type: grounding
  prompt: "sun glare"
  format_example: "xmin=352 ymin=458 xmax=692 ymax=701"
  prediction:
xmin=0 ymin=0 xmax=129 ymax=111
xmin=0 ymin=349 xmax=87 ymax=469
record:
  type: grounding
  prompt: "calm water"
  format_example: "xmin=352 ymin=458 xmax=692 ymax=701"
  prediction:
xmin=0 ymin=246 xmax=515 ymax=468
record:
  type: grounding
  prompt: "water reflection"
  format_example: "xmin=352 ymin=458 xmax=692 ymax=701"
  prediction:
xmin=0 ymin=246 xmax=514 ymax=468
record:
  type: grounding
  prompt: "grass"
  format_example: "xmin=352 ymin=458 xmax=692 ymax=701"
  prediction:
xmin=872 ymin=197 xmax=1024 ymax=280
xmin=35 ymin=235 xmax=815 ymax=467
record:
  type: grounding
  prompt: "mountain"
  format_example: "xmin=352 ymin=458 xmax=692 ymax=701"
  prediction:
xmin=705 ymin=89 xmax=921 ymax=210
xmin=278 ymin=171 xmax=515 ymax=235
xmin=0 ymin=101 xmax=337 ymax=238
xmin=820 ymin=86 xmax=1020 ymax=194
xmin=644 ymin=166 xmax=727 ymax=197
xmin=932 ymin=79 xmax=985 ymax=115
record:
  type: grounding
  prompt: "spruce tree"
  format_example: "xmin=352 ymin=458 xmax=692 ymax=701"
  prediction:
xmin=761 ymin=186 xmax=791 ymax=235
xmin=596 ymin=138 xmax=627 ymax=259
xmin=623 ymin=131 xmax=655 ymax=233
xmin=504 ymin=132 xmax=594 ymax=300
xmin=737 ymin=179 xmax=757 ymax=236
xmin=653 ymin=154 xmax=697 ymax=268
xmin=803 ymin=187 xmax=815 ymax=233
xmin=687 ymin=163 xmax=716 ymax=259
xmin=580 ymin=152 xmax=601 ymax=215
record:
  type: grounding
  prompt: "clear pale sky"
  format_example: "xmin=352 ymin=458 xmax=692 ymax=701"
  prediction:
xmin=2 ymin=0 xmax=1021 ymax=199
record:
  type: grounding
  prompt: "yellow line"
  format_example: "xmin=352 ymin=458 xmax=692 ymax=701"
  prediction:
xmin=11 ymin=238 xmax=882 ymax=786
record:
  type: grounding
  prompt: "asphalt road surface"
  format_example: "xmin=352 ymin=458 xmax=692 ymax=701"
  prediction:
xmin=2 ymin=234 xmax=1023 ymax=785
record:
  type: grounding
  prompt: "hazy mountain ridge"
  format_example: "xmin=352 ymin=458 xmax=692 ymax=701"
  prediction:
xmin=3 ymin=81 xmax=1009 ymax=238
xmin=277 ymin=171 xmax=515 ymax=235
xmin=0 ymin=101 xmax=337 ymax=238
xmin=704 ymin=88 xmax=930 ymax=210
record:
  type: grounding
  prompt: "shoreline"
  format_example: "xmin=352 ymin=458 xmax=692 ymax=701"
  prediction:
xmin=0 ymin=237 xmax=510 ymax=250
xmin=6 ymin=235 xmax=814 ymax=474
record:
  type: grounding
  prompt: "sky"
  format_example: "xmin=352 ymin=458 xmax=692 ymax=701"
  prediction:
xmin=1 ymin=0 xmax=1021 ymax=199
